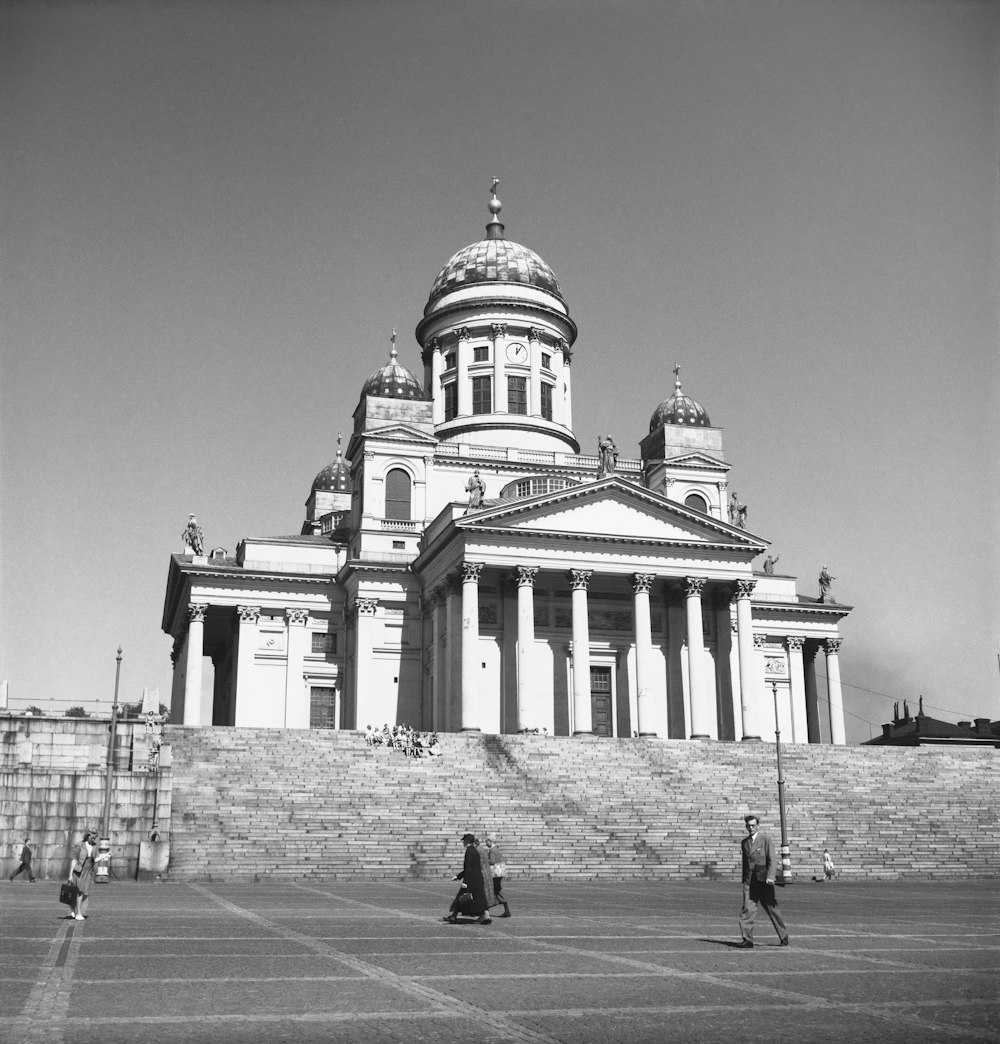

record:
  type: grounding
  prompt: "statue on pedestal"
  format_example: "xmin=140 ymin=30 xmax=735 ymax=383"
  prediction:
xmin=182 ymin=514 xmax=204 ymax=556
xmin=464 ymin=470 xmax=486 ymax=511
xmin=728 ymin=491 xmax=748 ymax=529
xmin=597 ymin=435 xmax=618 ymax=478
xmin=818 ymin=564 xmax=836 ymax=603
xmin=763 ymin=554 xmax=780 ymax=575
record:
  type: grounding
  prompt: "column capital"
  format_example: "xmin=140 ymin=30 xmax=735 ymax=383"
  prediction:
xmin=515 ymin=565 xmax=539 ymax=587
xmin=491 ymin=322 xmax=507 ymax=339
xmin=786 ymin=635 xmax=805 ymax=651
xmin=286 ymin=608 xmax=309 ymax=626
xmin=187 ymin=603 xmax=207 ymax=624
xmin=684 ymin=576 xmax=707 ymax=598
xmin=237 ymin=605 xmax=261 ymax=624
xmin=824 ymin=637 xmax=843 ymax=654
xmin=460 ymin=561 xmax=484 ymax=584
xmin=632 ymin=573 xmax=654 ymax=594
xmin=753 ymin=633 xmax=767 ymax=649
xmin=528 ymin=327 xmax=543 ymax=343
xmin=456 ymin=326 xmax=470 ymax=341
xmin=568 ymin=568 xmax=593 ymax=591
xmin=735 ymin=578 xmax=757 ymax=599
xmin=355 ymin=597 xmax=378 ymax=616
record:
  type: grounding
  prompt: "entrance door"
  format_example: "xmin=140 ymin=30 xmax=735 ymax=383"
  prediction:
xmin=310 ymin=686 xmax=338 ymax=730
xmin=590 ymin=666 xmax=613 ymax=737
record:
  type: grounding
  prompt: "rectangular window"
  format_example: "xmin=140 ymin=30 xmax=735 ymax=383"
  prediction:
xmin=311 ymin=632 xmax=337 ymax=655
xmin=444 ymin=351 xmax=456 ymax=371
xmin=309 ymin=687 xmax=337 ymax=729
xmin=540 ymin=382 xmax=553 ymax=420
xmin=443 ymin=381 xmax=458 ymax=421
xmin=541 ymin=352 xmax=551 ymax=370
xmin=508 ymin=376 xmax=527 ymax=415
xmin=472 ymin=376 xmax=492 ymax=414
xmin=590 ymin=666 xmax=612 ymax=693
xmin=473 ymin=345 xmax=489 ymax=362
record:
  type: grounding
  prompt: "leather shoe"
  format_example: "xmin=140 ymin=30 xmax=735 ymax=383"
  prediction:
xmin=736 ymin=940 xmax=754 ymax=949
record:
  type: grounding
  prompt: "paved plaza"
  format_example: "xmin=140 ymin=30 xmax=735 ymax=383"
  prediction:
xmin=3 ymin=877 xmax=998 ymax=1043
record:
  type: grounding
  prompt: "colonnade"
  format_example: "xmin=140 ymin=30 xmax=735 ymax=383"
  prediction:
xmin=423 ymin=564 xmax=847 ymax=742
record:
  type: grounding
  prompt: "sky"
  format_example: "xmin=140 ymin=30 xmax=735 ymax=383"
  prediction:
xmin=2 ymin=0 xmax=998 ymax=742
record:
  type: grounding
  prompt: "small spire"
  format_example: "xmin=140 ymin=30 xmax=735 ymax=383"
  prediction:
xmin=673 ymin=362 xmax=682 ymax=391
xmin=336 ymin=432 xmax=343 ymax=459
xmin=389 ymin=329 xmax=397 ymax=360
xmin=486 ymin=176 xmax=505 ymax=240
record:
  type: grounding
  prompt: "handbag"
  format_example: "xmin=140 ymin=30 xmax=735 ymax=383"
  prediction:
xmin=59 ymin=881 xmax=78 ymax=906
xmin=491 ymin=862 xmax=508 ymax=878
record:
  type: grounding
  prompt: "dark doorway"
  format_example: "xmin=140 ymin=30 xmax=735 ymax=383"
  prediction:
xmin=591 ymin=666 xmax=613 ymax=737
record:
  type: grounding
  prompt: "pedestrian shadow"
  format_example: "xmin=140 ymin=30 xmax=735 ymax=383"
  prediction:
xmin=699 ymin=938 xmax=750 ymax=948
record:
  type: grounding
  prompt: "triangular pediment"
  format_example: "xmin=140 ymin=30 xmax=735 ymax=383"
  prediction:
xmin=356 ymin=423 xmax=438 ymax=445
xmin=663 ymin=452 xmax=728 ymax=472
xmin=459 ymin=477 xmax=764 ymax=548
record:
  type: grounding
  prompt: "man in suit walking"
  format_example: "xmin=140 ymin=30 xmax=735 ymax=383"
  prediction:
xmin=737 ymin=814 xmax=789 ymax=948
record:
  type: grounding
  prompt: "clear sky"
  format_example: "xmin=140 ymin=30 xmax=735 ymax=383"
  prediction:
xmin=3 ymin=0 xmax=998 ymax=741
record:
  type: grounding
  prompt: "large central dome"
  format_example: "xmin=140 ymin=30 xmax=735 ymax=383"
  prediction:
xmin=425 ymin=182 xmax=564 ymax=313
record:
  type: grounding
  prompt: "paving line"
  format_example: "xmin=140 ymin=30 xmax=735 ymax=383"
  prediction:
xmin=188 ymin=882 xmax=561 ymax=1044
xmin=290 ymin=882 xmax=998 ymax=1041
xmin=8 ymin=918 xmax=84 ymax=1044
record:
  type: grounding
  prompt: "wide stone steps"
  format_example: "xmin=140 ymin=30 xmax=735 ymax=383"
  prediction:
xmin=164 ymin=727 xmax=1000 ymax=881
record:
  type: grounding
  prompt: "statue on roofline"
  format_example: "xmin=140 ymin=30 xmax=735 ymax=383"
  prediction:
xmin=597 ymin=434 xmax=618 ymax=478
xmin=182 ymin=514 xmax=204 ymax=556
xmin=464 ymin=470 xmax=486 ymax=512
xmin=728 ymin=491 xmax=747 ymax=529
xmin=818 ymin=564 xmax=836 ymax=603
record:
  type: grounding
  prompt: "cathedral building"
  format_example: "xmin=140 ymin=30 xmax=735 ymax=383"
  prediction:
xmin=162 ymin=183 xmax=851 ymax=743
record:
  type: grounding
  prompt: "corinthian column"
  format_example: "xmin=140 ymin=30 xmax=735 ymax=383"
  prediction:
xmin=184 ymin=604 xmax=206 ymax=726
xmin=235 ymin=605 xmax=260 ymax=727
xmin=824 ymin=638 xmax=846 ymax=745
xmin=786 ymin=636 xmax=807 ymax=743
xmin=685 ymin=578 xmax=711 ymax=738
xmin=734 ymin=579 xmax=760 ymax=740
xmin=568 ymin=568 xmax=593 ymax=735
xmin=515 ymin=566 xmax=539 ymax=731
xmin=285 ymin=608 xmax=309 ymax=729
xmin=632 ymin=573 xmax=656 ymax=736
xmin=460 ymin=562 xmax=484 ymax=732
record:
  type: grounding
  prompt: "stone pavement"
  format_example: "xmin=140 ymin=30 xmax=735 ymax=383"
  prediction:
xmin=2 ymin=877 xmax=997 ymax=1043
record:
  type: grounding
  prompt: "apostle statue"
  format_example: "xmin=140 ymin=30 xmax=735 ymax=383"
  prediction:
xmin=763 ymin=554 xmax=780 ymax=575
xmin=464 ymin=470 xmax=486 ymax=511
xmin=728 ymin=491 xmax=748 ymax=529
xmin=818 ymin=565 xmax=836 ymax=603
xmin=182 ymin=514 xmax=204 ymax=556
xmin=597 ymin=434 xmax=618 ymax=478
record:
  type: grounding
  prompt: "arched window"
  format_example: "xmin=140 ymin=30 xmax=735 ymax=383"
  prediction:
xmin=685 ymin=492 xmax=708 ymax=514
xmin=385 ymin=468 xmax=412 ymax=520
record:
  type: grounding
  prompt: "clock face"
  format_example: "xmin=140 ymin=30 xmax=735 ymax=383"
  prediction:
xmin=506 ymin=342 xmax=528 ymax=363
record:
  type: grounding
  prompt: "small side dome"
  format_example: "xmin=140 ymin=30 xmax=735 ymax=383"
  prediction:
xmin=313 ymin=436 xmax=350 ymax=492
xmin=362 ymin=332 xmax=427 ymax=400
xmin=649 ymin=366 xmax=711 ymax=430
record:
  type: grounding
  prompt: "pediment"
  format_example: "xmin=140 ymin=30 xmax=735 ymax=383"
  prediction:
xmin=662 ymin=452 xmax=729 ymax=472
xmin=459 ymin=477 xmax=764 ymax=548
xmin=359 ymin=423 xmax=438 ymax=445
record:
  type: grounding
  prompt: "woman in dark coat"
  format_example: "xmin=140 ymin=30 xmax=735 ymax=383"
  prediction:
xmin=445 ymin=833 xmax=497 ymax=925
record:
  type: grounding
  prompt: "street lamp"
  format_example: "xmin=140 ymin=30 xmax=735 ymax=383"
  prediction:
xmin=771 ymin=680 xmax=792 ymax=884
xmin=97 ymin=646 xmax=122 ymax=885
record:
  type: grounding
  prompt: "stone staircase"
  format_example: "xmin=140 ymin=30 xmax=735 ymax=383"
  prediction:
xmin=166 ymin=727 xmax=1000 ymax=881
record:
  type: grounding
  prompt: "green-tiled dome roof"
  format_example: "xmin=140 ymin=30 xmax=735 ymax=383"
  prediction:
xmin=425 ymin=181 xmax=563 ymax=311
xmin=649 ymin=371 xmax=711 ymax=430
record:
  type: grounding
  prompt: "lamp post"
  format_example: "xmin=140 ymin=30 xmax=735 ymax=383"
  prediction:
xmin=97 ymin=646 xmax=122 ymax=884
xmin=771 ymin=680 xmax=792 ymax=884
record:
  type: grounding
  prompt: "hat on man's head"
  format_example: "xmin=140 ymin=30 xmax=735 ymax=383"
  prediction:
xmin=461 ymin=832 xmax=477 ymax=843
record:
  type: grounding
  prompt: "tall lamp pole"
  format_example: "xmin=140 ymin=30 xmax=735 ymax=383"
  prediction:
xmin=771 ymin=680 xmax=792 ymax=884
xmin=97 ymin=646 xmax=122 ymax=884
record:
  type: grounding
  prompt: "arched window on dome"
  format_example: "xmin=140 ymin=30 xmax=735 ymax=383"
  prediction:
xmin=385 ymin=469 xmax=412 ymax=521
xmin=684 ymin=492 xmax=708 ymax=514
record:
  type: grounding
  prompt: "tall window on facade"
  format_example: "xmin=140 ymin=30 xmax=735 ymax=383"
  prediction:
xmin=385 ymin=468 xmax=412 ymax=520
xmin=473 ymin=345 xmax=489 ymax=362
xmin=472 ymin=376 xmax=492 ymax=414
xmin=541 ymin=352 xmax=552 ymax=370
xmin=443 ymin=381 xmax=457 ymax=421
xmin=508 ymin=375 xmax=527 ymax=415
xmin=540 ymin=381 xmax=553 ymax=420
xmin=444 ymin=351 xmax=456 ymax=370
xmin=685 ymin=492 xmax=708 ymax=513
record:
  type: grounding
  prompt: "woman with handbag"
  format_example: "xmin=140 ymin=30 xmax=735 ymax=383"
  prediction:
xmin=67 ymin=829 xmax=97 ymax=921
xmin=485 ymin=833 xmax=511 ymax=918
